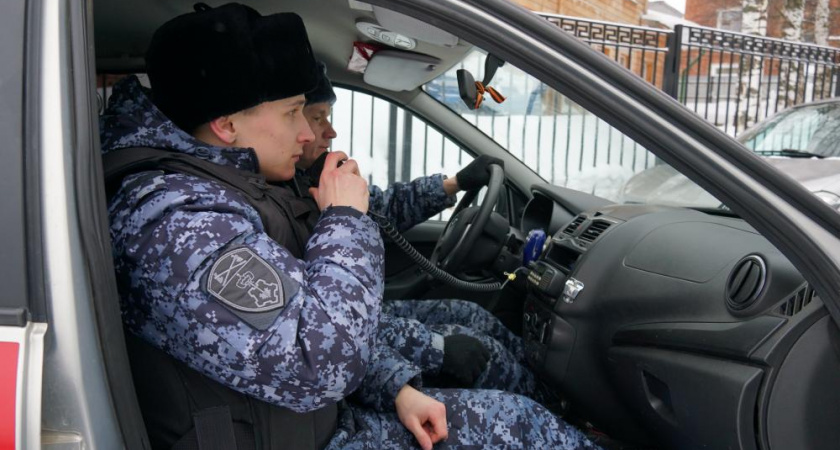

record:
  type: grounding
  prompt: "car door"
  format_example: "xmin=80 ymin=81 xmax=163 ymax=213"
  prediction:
xmin=0 ymin=2 xmax=48 ymax=449
xmin=13 ymin=1 xmax=147 ymax=449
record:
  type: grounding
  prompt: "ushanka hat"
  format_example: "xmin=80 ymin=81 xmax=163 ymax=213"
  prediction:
xmin=305 ymin=61 xmax=337 ymax=106
xmin=146 ymin=3 xmax=319 ymax=132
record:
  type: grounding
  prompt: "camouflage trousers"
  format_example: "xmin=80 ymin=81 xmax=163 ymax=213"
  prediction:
xmin=328 ymin=388 xmax=600 ymax=449
xmin=379 ymin=299 xmax=537 ymax=399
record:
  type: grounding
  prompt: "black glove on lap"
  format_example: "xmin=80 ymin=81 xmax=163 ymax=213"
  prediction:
xmin=440 ymin=334 xmax=491 ymax=387
xmin=455 ymin=155 xmax=504 ymax=191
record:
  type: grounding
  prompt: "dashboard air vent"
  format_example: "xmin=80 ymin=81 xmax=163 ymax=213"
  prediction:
xmin=777 ymin=285 xmax=817 ymax=317
xmin=725 ymin=255 xmax=767 ymax=310
xmin=563 ymin=215 xmax=586 ymax=235
xmin=579 ymin=221 xmax=611 ymax=243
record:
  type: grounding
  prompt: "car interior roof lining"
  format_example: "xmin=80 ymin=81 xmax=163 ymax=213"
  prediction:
xmin=93 ymin=0 xmax=475 ymax=96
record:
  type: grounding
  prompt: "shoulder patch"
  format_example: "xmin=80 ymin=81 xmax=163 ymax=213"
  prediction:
xmin=208 ymin=247 xmax=285 ymax=312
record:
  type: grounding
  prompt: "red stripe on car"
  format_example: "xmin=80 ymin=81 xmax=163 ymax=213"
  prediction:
xmin=0 ymin=342 xmax=19 ymax=450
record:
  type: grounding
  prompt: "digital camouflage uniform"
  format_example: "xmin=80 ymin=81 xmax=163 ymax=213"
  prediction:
xmin=363 ymin=184 xmax=536 ymax=397
xmin=104 ymin=76 xmax=390 ymax=413
xmin=297 ymin=171 xmax=537 ymax=398
xmin=103 ymin=76 xmax=600 ymax=449
xmin=380 ymin=300 xmax=536 ymax=400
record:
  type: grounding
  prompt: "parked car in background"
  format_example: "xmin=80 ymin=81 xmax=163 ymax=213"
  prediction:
xmin=622 ymin=98 xmax=840 ymax=209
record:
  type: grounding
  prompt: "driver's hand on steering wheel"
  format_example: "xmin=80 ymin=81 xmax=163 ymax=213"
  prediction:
xmin=453 ymin=155 xmax=504 ymax=192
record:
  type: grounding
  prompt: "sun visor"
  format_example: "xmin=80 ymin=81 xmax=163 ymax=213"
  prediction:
xmin=373 ymin=6 xmax=459 ymax=47
xmin=363 ymin=50 xmax=441 ymax=91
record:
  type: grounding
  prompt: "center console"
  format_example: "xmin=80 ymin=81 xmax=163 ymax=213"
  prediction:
xmin=522 ymin=237 xmax=583 ymax=368
xmin=521 ymin=214 xmax=618 ymax=374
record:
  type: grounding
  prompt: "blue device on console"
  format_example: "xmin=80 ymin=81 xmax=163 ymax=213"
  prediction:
xmin=523 ymin=229 xmax=547 ymax=267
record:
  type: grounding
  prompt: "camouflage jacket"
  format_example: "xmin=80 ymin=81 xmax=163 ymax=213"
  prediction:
xmin=102 ymin=76 xmax=394 ymax=413
xmin=368 ymin=175 xmax=455 ymax=232
xmin=295 ymin=165 xmax=458 ymax=390
xmin=285 ymin=168 xmax=460 ymax=410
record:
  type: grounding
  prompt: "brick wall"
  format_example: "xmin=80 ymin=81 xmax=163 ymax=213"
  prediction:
xmin=687 ymin=0 xmax=840 ymax=48
xmin=766 ymin=0 xmax=790 ymax=38
xmin=514 ymin=0 xmax=561 ymax=12
xmin=685 ymin=0 xmax=741 ymax=27
xmin=513 ymin=0 xmax=648 ymax=25
xmin=831 ymin=0 xmax=840 ymax=45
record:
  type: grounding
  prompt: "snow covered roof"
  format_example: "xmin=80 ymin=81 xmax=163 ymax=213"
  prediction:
xmin=642 ymin=9 xmax=699 ymax=29
xmin=647 ymin=1 xmax=683 ymax=17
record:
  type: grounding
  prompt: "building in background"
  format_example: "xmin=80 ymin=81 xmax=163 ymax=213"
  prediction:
xmin=642 ymin=0 xmax=698 ymax=29
xmin=503 ymin=0 xmax=840 ymax=136
xmin=686 ymin=0 xmax=743 ymax=32
xmin=512 ymin=0 xmax=648 ymax=25
xmin=686 ymin=0 xmax=840 ymax=48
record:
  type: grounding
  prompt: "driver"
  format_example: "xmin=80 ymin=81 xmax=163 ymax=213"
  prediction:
xmin=101 ymin=3 xmax=601 ymax=450
xmin=297 ymin=62 xmax=541 ymax=400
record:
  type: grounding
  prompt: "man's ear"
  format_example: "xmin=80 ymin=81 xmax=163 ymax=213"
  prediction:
xmin=208 ymin=115 xmax=237 ymax=145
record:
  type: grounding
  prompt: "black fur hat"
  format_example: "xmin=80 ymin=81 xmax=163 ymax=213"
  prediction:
xmin=146 ymin=3 xmax=318 ymax=132
xmin=306 ymin=61 xmax=337 ymax=106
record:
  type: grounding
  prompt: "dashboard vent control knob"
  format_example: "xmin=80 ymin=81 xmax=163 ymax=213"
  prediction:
xmin=726 ymin=255 xmax=767 ymax=310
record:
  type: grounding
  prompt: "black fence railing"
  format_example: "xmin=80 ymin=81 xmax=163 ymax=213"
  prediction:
xmin=540 ymin=15 xmax=840 ymax=135
xmin=542 ymin=14 xmax=671 ymax=91
xmin=666 ymin=24 xmax=840 ymax=134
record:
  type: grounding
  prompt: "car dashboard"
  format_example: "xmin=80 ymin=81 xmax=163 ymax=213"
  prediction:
xmin=518 ymin=184 xmax=840 ymax=450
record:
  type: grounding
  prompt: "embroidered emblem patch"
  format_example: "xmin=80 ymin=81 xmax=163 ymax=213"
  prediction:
xmin=207 ymin=248 xmax=285 ymax=312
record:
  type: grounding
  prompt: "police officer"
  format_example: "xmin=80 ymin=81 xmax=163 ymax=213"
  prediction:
xmin=298 ymin=63 xmax=538 ymax=398
xmin=102 ymin=3 xmax=601 ymax=449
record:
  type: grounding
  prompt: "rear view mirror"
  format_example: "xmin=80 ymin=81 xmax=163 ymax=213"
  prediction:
xmin=456 ymin=54 xmax=507 ymax=110
xmin=457 ymin=69 xmax=478 ymax=110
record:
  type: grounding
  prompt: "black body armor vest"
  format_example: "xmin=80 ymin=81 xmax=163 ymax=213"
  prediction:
xmin=103 ymin=148 xmax=334 ymax=450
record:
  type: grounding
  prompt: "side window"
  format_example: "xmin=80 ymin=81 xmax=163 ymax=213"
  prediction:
xmin=331 ymin=87 xmax=474 ymax=220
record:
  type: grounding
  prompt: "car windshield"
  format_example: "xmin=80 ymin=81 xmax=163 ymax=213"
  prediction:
xmin=423 ymin=49 xmax=726 ymax=210
xmin=738 ymin=101 xmax=840 ymax=158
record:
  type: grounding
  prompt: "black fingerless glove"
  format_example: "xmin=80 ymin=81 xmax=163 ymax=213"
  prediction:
xmin=440 ymin=334 xmax=490 ymax=387
xmin=455 ymin=155 xmax=504 ymax=191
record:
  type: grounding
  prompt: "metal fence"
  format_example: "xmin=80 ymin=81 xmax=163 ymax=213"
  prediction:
xmin=668 ymin=25 xmax=840 ymax=134
xmin=332 ymin=83 xmax=657 ymax=202
xmin=426 ymin=59 xmax=656 ymax=201
xmin=541 ymin=15 xmax=840 ymax=135
xmin=542 ymin=14 xmax=671 ymax=91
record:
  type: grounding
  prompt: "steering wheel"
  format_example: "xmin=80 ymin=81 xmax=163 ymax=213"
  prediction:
xmin=430 ymin=164 xmax=505 ymax=273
